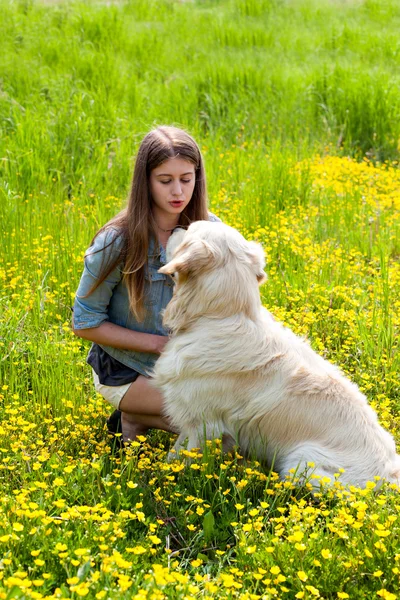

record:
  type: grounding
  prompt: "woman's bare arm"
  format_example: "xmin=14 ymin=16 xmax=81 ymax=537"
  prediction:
xmin=72 ymin=321 xmax=168 ymax=355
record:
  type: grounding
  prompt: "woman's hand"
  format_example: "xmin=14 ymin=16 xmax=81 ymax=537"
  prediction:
xmin=154 ymin=334 xmax=169 ymax=355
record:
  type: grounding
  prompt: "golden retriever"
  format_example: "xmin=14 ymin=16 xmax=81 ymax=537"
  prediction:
xmin=152 ymin=221 xmax=400 ymax=488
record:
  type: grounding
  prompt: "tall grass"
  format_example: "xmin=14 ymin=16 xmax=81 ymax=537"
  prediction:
xmin=2 ymin=0 xmax=400 ymax=201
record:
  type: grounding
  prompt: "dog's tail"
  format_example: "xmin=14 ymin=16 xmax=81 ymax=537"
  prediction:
xmin=387 ymin=455 xmax=400 ymax=486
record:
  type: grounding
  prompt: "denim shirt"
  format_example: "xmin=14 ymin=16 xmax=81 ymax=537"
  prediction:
xmin=73 ymin=213 xmax=221 ymax=377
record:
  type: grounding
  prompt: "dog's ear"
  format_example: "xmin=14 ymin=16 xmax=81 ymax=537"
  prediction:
xmin=159 ymin=238 xmax=215 ymax=276
xmin=246 ymin=241 xmax=267 ymax=285
xmin=165 ymin=227 xmax=187 ymax=263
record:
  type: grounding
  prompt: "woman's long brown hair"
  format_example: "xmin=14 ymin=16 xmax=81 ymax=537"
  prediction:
xmin=84 ymin=126 xmax=209 ymax=320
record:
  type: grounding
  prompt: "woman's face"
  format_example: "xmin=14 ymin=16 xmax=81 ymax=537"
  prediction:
xmin=149 ymin=157 xmax=196 ymax=221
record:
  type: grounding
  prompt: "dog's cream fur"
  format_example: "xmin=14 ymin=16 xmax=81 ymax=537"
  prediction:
xmin=152 ymin=221 xmax=400 ymax=488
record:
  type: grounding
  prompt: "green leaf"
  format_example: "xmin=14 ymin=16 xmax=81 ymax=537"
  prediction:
xmin=197 ymin=552 xmax=209 ymax=563
xmin=77 ymin=560 xmax=92 ymax=579
xmin=203 ymin=510 xmax=215 ymax=543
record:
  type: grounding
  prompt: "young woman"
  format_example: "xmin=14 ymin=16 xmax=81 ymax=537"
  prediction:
xmin=72 ymin=126 xmax=220 ymax=444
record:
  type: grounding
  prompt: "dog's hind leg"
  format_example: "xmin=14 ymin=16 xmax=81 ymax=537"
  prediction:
xmin=279 ymin=443 xmax=341 ymax=489
xmin=222 ymin=433 xmax=236 ymax=454
xmin=281 ymin=461 xmax=338 ymax=491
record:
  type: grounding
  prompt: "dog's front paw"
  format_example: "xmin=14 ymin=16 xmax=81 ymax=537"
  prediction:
xmin=166 ymin=448 xmax=180 ymax=463
xmin=166 ymin=451 xmax=175 ymax=463
xmin=166 ymin=432 xmax=186 ymax=462
xmin=165 ymin=429 xmax=204 ymax=464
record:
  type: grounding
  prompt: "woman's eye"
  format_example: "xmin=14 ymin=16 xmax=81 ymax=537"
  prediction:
xmin=160 ymin=179 xmax=192 ymax=185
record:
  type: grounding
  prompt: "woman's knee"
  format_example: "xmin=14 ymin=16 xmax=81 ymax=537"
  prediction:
xmin=119 ymin=375 xmax=165 ymax=415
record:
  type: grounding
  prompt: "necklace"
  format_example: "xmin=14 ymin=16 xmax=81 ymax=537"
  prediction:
xmin=156 ymin=223 xmax=176 ymax=233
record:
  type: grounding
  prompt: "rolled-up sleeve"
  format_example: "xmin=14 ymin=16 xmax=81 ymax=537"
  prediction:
xmin=73 ymin=228 xmax=124 ymax=330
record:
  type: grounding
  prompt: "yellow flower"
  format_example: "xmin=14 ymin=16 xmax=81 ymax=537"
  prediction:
xmin=220 ymin=573 xmax=242 ymax=589
xmin=74 ymin=548 xmax=90 ymax=557
xmin=375 ymin=541 xmax=387 ymax=552
xmin=321 ymin=548 xmax=332 ymax=559
xmin=288 ymin=531 xmax=304 ymax=542
xmin=305 ymin=585 xmax=320 ymax=597
xmin=270 ymin=566 xmax=281 ymax=575
xmin=191 ymin=559 xmax=203 ymax=567
xmin=53 ymin=499 xmax=66 ymax=508
xmin=377 ymin=590 xmax=396 ymax=600
xmin=337 ymin=593 xmax=349 ymax=599
xmin=313 ymin=559 xmax=321 ymax=567
xmin=375 ymin=529 xmax=391 ymax=537
xmin=295 ymin=543 xmax=306 ymax=551
xmin=55 ymin=543 xmax=67 ymax=551
xmin=70 ymin=583 xmax=90 ymax=597
xmin=126 ymin=546 xmax=146 ymax=555
xmin=149 ymin=535 xmax=162 ymax=545
xmin=53 ymin=478 xmax=64 ymax=487
xmin=297 ymin=571 xmax=308 ymax=582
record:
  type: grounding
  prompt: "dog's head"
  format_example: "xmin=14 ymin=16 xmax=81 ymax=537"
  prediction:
xmin=160 ymin=221 xmax=266 ymax=283
xmin=159 ymin=222 xmax=267 ymax=330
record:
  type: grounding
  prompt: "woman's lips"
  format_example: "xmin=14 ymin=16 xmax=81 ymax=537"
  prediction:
xmin=169 ymin=200 xmax=184 ymax=207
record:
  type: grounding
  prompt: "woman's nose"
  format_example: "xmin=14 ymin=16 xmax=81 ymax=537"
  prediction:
xmin=172 ymin=180 xmax=183 ymax=196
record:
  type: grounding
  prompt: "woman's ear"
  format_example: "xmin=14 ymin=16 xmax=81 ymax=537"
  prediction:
xmin=159 ymin=238 xmax=215 ymax=276
xmin=246 ymin=241 xmax=267 ymax=285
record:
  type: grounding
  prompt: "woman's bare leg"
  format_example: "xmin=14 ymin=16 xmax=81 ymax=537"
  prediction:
xmin=118 ymin=375 xmax=176 ymax=441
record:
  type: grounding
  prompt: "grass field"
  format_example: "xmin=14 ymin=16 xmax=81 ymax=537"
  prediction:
xmin=1 ymin=0 xmax=400 ymax=598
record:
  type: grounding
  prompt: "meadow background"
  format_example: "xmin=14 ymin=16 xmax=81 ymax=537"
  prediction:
xmin=1 ymin=0 xmax=400 ymax=598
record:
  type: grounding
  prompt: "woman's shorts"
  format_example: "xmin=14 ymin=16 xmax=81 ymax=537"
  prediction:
xmin=92 ymin=369 xmax=138 ymax=410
